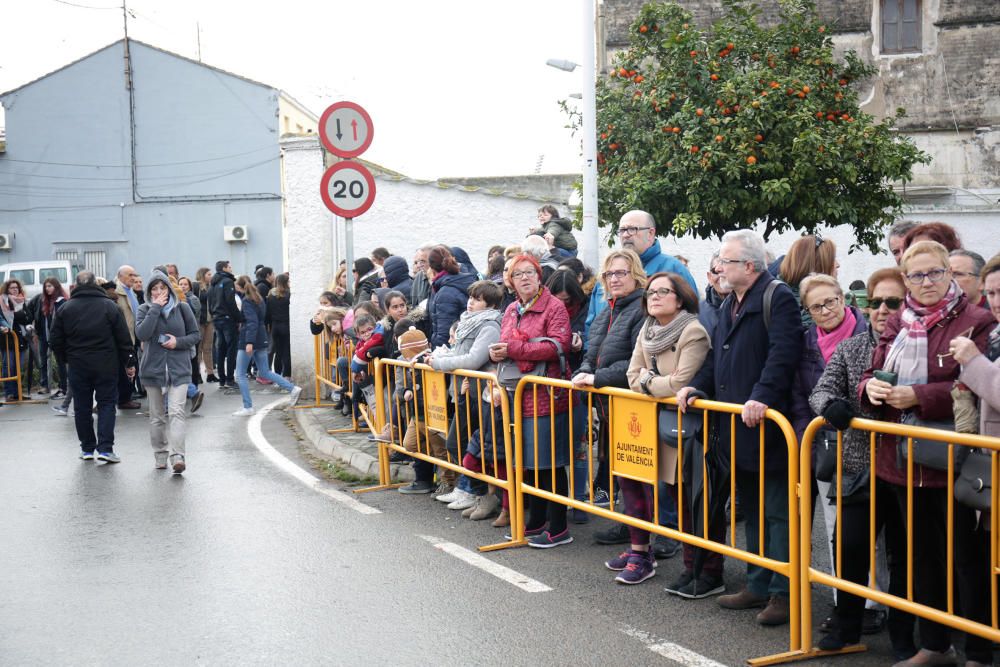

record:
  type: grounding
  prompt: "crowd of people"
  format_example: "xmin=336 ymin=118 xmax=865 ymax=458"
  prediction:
xmin=0 ymin=261 xmax=302 ymax=473
xmin=305 ymin=210 xmax=998 ymax=667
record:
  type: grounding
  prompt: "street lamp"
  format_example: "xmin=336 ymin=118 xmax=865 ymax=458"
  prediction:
xmin=545 ymin=0 xmax=599 ymax=269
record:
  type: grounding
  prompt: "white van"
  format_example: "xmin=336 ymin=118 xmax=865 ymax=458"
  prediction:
xmin=0 ymin=260 xmax=81 ymax=298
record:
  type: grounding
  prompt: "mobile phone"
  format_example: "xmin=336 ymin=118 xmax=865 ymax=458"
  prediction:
xmin=158 ymin=334 xmax=170 ymax=344
xmin=873 ymin=370 xmax=898 ymax=385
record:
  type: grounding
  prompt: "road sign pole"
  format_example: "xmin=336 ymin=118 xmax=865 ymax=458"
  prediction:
xmin=344 ymin=217 xmax=354 ymax=289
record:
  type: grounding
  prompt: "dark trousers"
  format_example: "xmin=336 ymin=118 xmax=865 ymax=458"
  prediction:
xmin=214 ymin=318 xmax=238 ymax=385
xmin=70 ymin=366 xmax=117 ymax=454
xmin=117 ymin=359 xmax=133 ymax=405
xmin=735 ymin=467 xmax=790 ymax=598
xmin=669 ymin=479 xmax=725 ymax=577
xmin=527 ymin=467 xmax=568 ymax=535
xmin=270 ymin=322 xmax=291 ymax=376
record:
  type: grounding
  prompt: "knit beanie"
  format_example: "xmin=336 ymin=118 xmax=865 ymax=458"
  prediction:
xmin=398 ymin=326 xmax=429 ymax=360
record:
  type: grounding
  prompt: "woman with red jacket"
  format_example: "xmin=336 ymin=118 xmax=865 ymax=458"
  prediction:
xmin=860 ymin=241 xmax=993 ymax=665
xmin=490 ymin=253 xmax=573 ymax=548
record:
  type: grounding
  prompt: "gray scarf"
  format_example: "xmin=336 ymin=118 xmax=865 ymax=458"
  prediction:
xmin=455 ymin=308 xmax=502 ymax=342
xmin=642 ymin=312 xmax=697 ymax=356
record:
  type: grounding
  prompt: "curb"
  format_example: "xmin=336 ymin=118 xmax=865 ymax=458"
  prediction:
xmin=292 ymin=407 xmax=414 ymax=482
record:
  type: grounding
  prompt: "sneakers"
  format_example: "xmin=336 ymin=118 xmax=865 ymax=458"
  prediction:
xmin=190 ymin=391 xmax=204 ymax=414
xmin=96 ymin=451 xmax=121 ymax=464
xmin=52 ymin=405 xmax=68 ymax=416
xmin=615 ymin=551 xmax=657 ymax=585
xmin=606 ymin=549 xmax=658 ymax=572
xmin=527 ymin=528 xmax=574 ymax=549
xmin=652 ymin=535 xmax=681 ymax=559
xmin=470 ymin=493 xmax=500 ymax=520
xmin=504 ymin=524 xmax=546 ymax=541
xmin=50 ymin=389 xmax=66 ymax=400
xmin=288 ymin=385 xmax=303 ymax=405
xmin=675 ymin=572 xmax=726 ymax=599
xmin=718 ymin=588 xmax=769 ymax=610
xmin=591 ymin=488 xmax=611 ymax=508
xmin=447 ymin=489 xmax=478 ymax=510
xmin=398 ymin=480 xmax=434 ymax=494
xmin=862 ymin=608 xmax=886 ymax=635
xmin=570 ymin=507 xmax=590 ymax=524
xmin=664 ymin=570 xmax=695 ymax=595
xmin=154 ymin=451 xmax=169 ymax=469
xmin=79 ymin=450 xmax=95 ymax=461
xmin=594 ymin=522 xmax=630 ymax=545
xmin=431 ymin=482 xmax=454 ymax=500
xmin=756 ymin=595 xmax=790 ymax=626
xmin=435 ymin=487 xmax=463 ymax=504
xmin=816 ymin=630 xmax=861 ymax=652
xmin=232 ymin=407 xmax=255 ymax=417
xmin=170 ymin=454 xmax=186 ymax=474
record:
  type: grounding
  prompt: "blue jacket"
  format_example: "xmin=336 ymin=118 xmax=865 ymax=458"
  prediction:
xmin=689 ymin=270 xmax=803 ymax=472
xmin=450 ymin=246 xmax=480 ymax=278
xmin=238 ymin=298 xmax=269 ymax=350
xmin=585 ymin=241 xmax=697 ymax=336
xmin=428 ymin=271 xmax=476 ymax=348
xmin=382 ymin=255 xmax=413 ymax=302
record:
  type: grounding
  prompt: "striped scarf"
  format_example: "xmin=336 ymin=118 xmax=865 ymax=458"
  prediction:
xmin=884 ymin=281 xmax=962 ymax=386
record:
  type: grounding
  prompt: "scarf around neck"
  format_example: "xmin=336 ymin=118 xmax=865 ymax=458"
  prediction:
xmin=456 ymin=308 xmax=501 ymax=342
xmin=884 ymin=280 xmax=963 ymax=386
xmin=642 ymin=311 xmax=697 ymax=356
xmin=817 ymin=307 xmax=857 ymax=363
xmin=0 ymin=292 xmax=25 ymax=327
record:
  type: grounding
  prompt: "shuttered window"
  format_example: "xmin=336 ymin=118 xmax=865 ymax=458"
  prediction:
xmin=882 ymin=0 xmax=921 ymax=54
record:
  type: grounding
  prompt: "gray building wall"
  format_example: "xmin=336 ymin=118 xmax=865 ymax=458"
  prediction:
xmin=0 ymin=40 xmax=283 ymax=279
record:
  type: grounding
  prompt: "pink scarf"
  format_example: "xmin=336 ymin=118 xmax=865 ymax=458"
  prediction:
xmin=816 ymin=307 xmax=857 ymax=363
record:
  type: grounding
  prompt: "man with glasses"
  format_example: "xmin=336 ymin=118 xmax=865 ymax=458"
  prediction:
xmin=887 ymin=220 xmax=918 ymax=265
xmin=676 ymin=229 xmax=803 ymax=626
xmin=114 ymin=265 xmax=142 ymax=410
xmin=949 ymin=249 xmax=987 ymax=309
xmin=410 ymin=246 xmax=432 ymax=306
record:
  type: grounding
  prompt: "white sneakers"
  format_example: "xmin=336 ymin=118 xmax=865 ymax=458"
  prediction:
xmin=446 ymin=488 xmax=478 ymax=510
xmin=288 ymin=386 xmax=303 ymax=405
xmin=232 ymin=407 xmax=255 ymax=417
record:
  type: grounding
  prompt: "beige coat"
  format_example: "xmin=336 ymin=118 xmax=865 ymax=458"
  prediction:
xmin=626 ymin=318 xmax=711 ymax=398
xmin=959 ymin=352 xmax=1000 ymax=439
xmin=115 ymin=282 xmax=136 ymax=343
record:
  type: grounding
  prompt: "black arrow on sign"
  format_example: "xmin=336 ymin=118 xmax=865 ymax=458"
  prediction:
xmin=335 ymin=119 xmax=343 ymax=140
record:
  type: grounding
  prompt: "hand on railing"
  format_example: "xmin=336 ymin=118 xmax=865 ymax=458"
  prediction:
xmin=742 ymin=400 xmax=768 ymax=427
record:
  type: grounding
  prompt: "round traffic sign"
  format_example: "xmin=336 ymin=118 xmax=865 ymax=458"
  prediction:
xmin=320 ymin=161 xmax=376 ymax=218
xmin=319 ymin=101 xmax=374 ymax=158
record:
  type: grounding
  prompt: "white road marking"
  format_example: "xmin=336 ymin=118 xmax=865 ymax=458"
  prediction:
xmin=621 ymin=625 xmax=728 ymax=667
xmin=417 ymin=535 xmax=552 ymax=593
xmin=247 ymin=398 xmax=381 ymax=515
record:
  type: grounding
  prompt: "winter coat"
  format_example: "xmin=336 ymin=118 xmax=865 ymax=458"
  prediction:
xmin=578 ymin=288 xmax=646 ymax=390
xmin=237 ymin=297 xmax=270 ymax=349
xmin=689 ymin=270 xmax=803 ymax=472
xmin=627 ymin=318 xmax=711 ymax=398
xmin=114 ymin=281 xmax=138 ymax=343
xmin=809 ymin=325 xmax=880 ymax=476
xmin=134 ymin=270 xmax=200 ymax=387
xmin=34 ymin=294 xmax=67 ymax=343
xmin=790 ymin=306 xmax=868 ymax=439
xmin=860 ymin=295 xmax=993 ymax=488
xmin=565 ymin=302 xmax=587 ymax=373
xmin=450 ymin=247 xmax=480 ymax=278
xmin=207 ymin=271 xmax=242 ymax=322
xmin=194 ymin=282 xmax=211 ymax=324
xmin=500 ymin=287 xmax=572 ymax=419
xmin=431 ymin=310 xmax=503 ymax=374
xmin=48 ymin=283 xmax=134 ymax=376
xmin=428 ymin=271 xmax=476 ymax=348
xmin=585 ymin=241 xmax=698 ymax=335
xmin=266 ymin=291 xmax=290 ymax=326
xmin=532 ymin=217 xmax=578 ymax=252
xmin=410 ymin=272 xmax=431 ymax=307
xmin=353 ymin=270 xmax=382 ymax=306
xmin=184 ymin=292 xmax=201 ymax=321
xmin=382 ymin=256 xmax=413 ymax=301
xmin=698 ymin=286 xmax=726 ymax=337
xmin=960 ymin=351 xmax=1000 ymax=439
xmin=255 ymin=278 xmax=271 ymax=303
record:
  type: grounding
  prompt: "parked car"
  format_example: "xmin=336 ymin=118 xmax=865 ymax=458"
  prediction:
xmin=0 ymin=260 xmax=81 ymax=297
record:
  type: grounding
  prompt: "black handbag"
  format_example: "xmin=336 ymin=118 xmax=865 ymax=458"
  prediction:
xmin=955 ymin=450 xmax=992 ymax=512
xmin=657 ymin=406 xmax=703 ymax=448
xmin=813 ymin=429 xmax=839 ymax=483
xmin=897 ymin=412 xmax=969 ymax=472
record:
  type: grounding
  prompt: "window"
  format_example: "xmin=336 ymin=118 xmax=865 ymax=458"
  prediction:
xmin=882 ymin=0 xmax=921 ymax=54
xmin=10 ymin=269 xmax=35 ymax=286
xmin=84 ymin=250 xmax=106 ymax=280
xmin=39 ymin=267 xmax=67 ymax=282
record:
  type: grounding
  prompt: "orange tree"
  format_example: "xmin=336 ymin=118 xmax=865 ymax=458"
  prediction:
xmin=587 ymin=0 xmax=929 ymax=252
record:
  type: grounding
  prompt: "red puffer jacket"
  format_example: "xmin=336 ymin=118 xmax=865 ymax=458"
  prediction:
xmin=500 ymin=288 xmax=572 ymax=419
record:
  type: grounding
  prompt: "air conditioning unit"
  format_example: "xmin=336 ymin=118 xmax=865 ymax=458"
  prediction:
xmin=0 ymin=233 xmax=11 ymax=250
xmin=224 ymin=225 xmax=248 ymax=243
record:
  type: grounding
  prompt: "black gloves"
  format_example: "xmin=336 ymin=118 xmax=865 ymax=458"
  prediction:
xmin=822 ymin=398 xmax=854 ymax=431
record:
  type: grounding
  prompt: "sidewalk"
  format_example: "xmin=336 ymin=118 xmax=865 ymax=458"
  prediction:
xmin=292 ymin=404 xmax=414 ymax=482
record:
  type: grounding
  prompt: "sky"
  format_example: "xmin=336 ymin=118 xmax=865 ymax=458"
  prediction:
xmin=0 ymin=0 xmax=587 ymax=180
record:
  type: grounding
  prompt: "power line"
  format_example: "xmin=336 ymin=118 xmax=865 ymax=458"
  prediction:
xmin=0 ymin=145 xmax=277 ymax=169
xmin=50 ymin=0 xmax=119 ymax=9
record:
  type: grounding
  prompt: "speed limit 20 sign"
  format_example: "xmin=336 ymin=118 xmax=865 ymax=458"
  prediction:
xmin=320 ymin=161 xmax=376 ymax=218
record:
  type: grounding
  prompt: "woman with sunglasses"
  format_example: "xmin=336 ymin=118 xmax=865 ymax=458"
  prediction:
xmin=860 ymin=241 xmax=993 ymax=665
xmin=801 ymin=269 xmax=904 ymax=650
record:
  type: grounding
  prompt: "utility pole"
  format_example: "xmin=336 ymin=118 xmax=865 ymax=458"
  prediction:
xmin=197 ymin=22 xmax=202 ymax=61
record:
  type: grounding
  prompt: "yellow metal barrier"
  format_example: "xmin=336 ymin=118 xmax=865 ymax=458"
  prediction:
xmin=512 ymin=376 xmax=802 ymax=666
xmin=355 ymin=358 xmax=520 ymax=552
xmin=0 ymin=330 xmax=23 ymax=403
xmin=298 ymin=330 xmax=370 ymax=432
xmin=796 ymin=416 xmax=1000 ymax=662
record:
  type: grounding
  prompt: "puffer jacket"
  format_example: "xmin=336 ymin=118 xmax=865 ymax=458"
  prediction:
xmin=237 ymin=297 xmax=270 ymax=349
xmin=428 ymin=271 xmax=476 ymax=348
xmin=500 ymin=287 xmax=572 ymax=418
xmin=431 ymin=309 xmax=502 ymax=374
xmin=353 ymin=270 xmax=382 ymax=306
xmin=382 ymin=256 xmax=413 ymax=301
xmin=450 ymin=247 xmax=480 ymax=278
xmin=578 ymin=288 xmax=645 ymax=389
xmin=532 ymin=217 xmax=577 ymax=252
xmin=134 ymin=269 xmax=200 ymax=387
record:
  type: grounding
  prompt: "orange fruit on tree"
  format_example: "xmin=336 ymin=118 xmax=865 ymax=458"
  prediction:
xmin=640 ymin=24 xmax=648 ymax=33
xmin=695 ymin=108 xmax=704 ymax=116
xmin=715 ymin=135 xmax=724 ymax=142
xmin=609 ymin=143 xmax=619 ymax=150
xmin=710 ymin=74 xmax=719 ymax=81
xmin=802 ymin=85 xmax=811 ymax=94
xmin=755 ymin=134 xmax=764 ymax=142
xmin=690 ymin=145 xmax=700 ymax=153
xmin=746 ymin=155 xmax=757 ymax=164
xmin=635 ymin=75 xmax=644 ymax=83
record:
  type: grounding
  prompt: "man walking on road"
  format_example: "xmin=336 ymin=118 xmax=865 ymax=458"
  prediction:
xmin=114 ymin=265 xmax=142 ymax=409
xmin=49 ymin=271 xmax=135 ymax=463
xmin=676 ymin=229 xmax=803 ymax=626
xmin=207 ymin=259 xmax=242 ymax=388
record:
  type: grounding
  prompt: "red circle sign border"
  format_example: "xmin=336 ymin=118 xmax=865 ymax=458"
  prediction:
xmin=318 ymin=101 xmax=374 ymax=158
xmin=320 ymin=161 xmax=377 ymax=218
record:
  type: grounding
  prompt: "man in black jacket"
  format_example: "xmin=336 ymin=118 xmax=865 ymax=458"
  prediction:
xmin=207 ymin=260 xmax=242 ymax=387
xmin=49 ymin=271 xmax=135 ymax=463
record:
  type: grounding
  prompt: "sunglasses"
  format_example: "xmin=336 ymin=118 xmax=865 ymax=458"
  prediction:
xmin=868 ymin=297 xmax=903 ymax=310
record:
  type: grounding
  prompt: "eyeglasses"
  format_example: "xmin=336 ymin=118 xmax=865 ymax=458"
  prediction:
xmin=868 ymin=296 xmax=904 ymax=310
xmin=414 ymin=259 xmax=428 ymax=267
xmin=602 ymin=269 xmax=630 ymax=281
xmin=646 ymin=287 xmax=675 ymax=298
xmin=904 ymin=268 xmax=948 ymax=285
xmin=806 ymin=296 xmax=842 ymax=315
xmin=618 ymin=226 xmax=653 ymax=237
xmin=951 ymin=270 xmax=979 ymax=279
xmin=716 ymin=257 xmax=746 ymax=267
xmin=510 ymin=270 xmax=537 ymax=280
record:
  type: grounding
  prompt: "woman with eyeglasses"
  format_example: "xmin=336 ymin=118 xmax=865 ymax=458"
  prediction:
xmin=489 ymin=253 xmax=573 ymax=548
xmin=860 ymin=241 xmax=993 ymax=665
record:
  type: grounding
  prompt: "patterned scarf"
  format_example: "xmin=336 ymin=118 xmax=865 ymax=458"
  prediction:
xmin=884 ymin=280 xmax=963 ymax=386
xmin=455 ymin=308 xmax=502 ymax=342
xmin=642 ymin=311 xmax=697 ymax=356
xmin=0 ymin=292 xmax=25 ymax=328
xmin=516 ymin=288 xmax=543 ymax=317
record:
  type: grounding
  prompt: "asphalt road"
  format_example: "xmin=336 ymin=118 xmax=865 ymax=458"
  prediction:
xmin=1 ymin=387 xmax=911 ymax=666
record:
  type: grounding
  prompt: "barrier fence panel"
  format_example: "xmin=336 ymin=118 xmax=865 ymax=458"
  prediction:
xmin=0 ymin=330 xmax=23 ymax=403
xmin=354 ymin=358 xmax=521 ymax=552
xmin=796 ymin=416 xmax=1000 ymax=662
xmin=299 ymin=330 xmax=368 ymax=433
xmin=512 ymin=376 xmax=802 ymax=665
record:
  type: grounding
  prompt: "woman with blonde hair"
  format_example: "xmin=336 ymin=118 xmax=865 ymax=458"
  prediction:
xmin=778 ymin=235 xmax=840 ymax=326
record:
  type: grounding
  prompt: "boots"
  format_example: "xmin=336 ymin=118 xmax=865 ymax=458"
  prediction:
xmin=492 ymin=507 xmax=511 ymax=527
xmin=470 ymin=491 xmax=500 ymax=520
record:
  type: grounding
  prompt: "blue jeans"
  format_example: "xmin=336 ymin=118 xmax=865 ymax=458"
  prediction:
xmin=736 ymin=467 xmax=790 ymax=598
xmin=657 ymin=481 xmax=679 ymax=530
xmin=235 ymin=347 xmax=293 ymax=409
xmin=70 ymin=366 xmax=118 ymax=453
